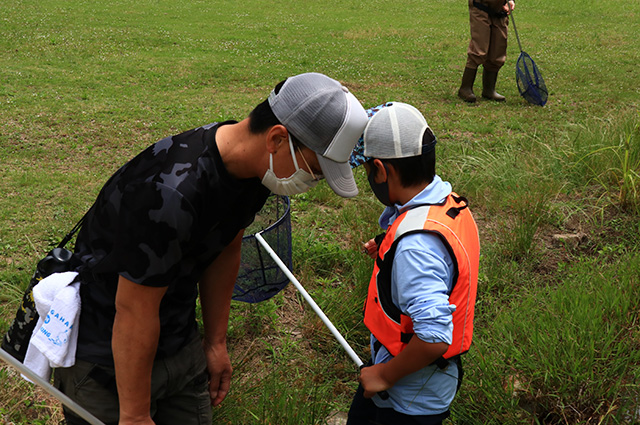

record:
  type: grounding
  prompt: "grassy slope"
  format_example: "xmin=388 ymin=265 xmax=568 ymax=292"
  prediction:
xmin=1 ymin=0 xmax=639 ymax=423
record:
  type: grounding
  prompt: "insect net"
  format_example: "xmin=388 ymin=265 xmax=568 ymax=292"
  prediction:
xmin=516 ymin=51 xmax=548 ymax=107
xmin=233 ymin=194 xmax=292 ymax=303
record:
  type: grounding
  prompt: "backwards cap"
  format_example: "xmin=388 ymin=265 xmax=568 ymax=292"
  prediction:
xmin=269 ymin=72 xmax=368 ymax=198
xmin=349 ymin=102 xmax=437 ymax=168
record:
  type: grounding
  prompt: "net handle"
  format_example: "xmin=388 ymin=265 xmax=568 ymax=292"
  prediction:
xmin=0 ymin=347 xmax=105 ymax=425
xmin=254 ymin=233 xmax=361 ymax=366
xmin=508 ymin=2 xmax=524 ymax=53
xmin=254 ymin=232 xmax=390 ymax=400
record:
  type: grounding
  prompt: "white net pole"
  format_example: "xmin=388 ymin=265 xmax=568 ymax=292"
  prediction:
xmin=0 ymin=347 xmax=105 ymax=425
xmin=254 ymin=232 xmax=363 ymax=368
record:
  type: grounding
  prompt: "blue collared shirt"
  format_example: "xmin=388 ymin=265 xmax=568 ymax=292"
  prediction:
xmin=370 ymin=175 xmax=459 ymax=415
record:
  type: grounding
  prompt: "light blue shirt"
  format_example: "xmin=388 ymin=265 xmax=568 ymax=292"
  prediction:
xmin=371 ymin=175 xmax=459 ymax=415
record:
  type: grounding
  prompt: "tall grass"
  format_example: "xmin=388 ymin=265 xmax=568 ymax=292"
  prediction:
xmin=1 ymin=0 xmax=640 ymax=423
xmin=566 ymin=111 xmax=640 ymax=215
xmin=454 ymin=255 xmax=640 ymax=424
xmin=455 ymin=145 xmax=558 ymax=261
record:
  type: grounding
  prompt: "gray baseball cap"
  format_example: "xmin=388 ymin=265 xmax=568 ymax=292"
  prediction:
xmin=268 ymin=72 xmax=368 ymax=197
xmin=355 ymin=102 xmax=436 ymax=164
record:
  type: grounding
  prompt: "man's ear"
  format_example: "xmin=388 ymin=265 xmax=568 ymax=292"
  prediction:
xmin=265 ymin=124 xmax=288 ymax=154
xmin=371 ymin=159 xmax=388 ymax=184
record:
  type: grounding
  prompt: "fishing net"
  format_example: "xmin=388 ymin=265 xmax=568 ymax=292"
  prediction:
xmin=510 ymin=8 xmax=548 ymax=106
xmin=233 ymin=194 xmax=292 ymax=303
xmin=516 ymin=51 xmax=548 ymax=106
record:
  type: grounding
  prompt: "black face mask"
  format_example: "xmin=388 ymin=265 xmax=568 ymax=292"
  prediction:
xmin=368 ymin=164 xmax=392 ymax=206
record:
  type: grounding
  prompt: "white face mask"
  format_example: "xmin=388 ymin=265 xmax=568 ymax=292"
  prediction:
xmin=261 ymin=136 xmax=320 ymax=196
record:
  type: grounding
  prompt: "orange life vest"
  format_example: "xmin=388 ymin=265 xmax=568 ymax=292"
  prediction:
xmin=363 ymin=193 xmax=480 ymax=359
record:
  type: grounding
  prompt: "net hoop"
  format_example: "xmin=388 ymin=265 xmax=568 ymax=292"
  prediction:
xmin=233 ymin=195 xmax=292 ymax=302
xmin=516 ymin=51 xmax=548 ymax=106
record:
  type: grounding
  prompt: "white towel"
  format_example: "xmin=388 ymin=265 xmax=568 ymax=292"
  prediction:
xmin=23 ymin=271 xmax=81 ymax=382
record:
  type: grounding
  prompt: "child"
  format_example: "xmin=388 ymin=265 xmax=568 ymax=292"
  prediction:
xmin=347 ymin=102 xmax=480 ymax=424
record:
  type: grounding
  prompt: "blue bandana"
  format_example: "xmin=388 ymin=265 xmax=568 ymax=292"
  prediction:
xmin=348 ymin=102 xmax=394 ymax=169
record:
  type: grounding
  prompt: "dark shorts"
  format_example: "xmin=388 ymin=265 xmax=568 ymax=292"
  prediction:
xmin=54 ymin=336 xmax=212 ymax=425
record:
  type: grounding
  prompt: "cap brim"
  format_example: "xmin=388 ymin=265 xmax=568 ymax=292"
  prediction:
xmin=316 ymin=154 xmax=358 ymax=198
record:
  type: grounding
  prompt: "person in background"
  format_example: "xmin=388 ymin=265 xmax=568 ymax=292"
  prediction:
xmin=347 ymin=102 xmax=480 ymax=425
xmin=458 ymin=0 xmax=516 ymax=103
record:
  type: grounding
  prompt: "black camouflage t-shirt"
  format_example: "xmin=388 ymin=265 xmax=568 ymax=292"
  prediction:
xmin=73 ymin=121 xmax=270 ymax=365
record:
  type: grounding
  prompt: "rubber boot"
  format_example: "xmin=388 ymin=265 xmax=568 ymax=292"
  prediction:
xmin=457 ymin=67 xmax=477 ymax=103
xmin=482 ymin=69 xmax=506 ymax=101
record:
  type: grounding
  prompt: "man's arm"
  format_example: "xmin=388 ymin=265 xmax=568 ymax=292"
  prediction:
xmin=113 ymin=275 xmax=168 ymax=424
xmin=199 ymin=230 xmax=244 ymax=407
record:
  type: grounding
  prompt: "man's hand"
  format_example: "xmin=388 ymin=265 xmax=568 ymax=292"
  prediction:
xmin=203 ymin=340 xmax=232 ymax=406
xmin=359 ymin=339 xmax=449 ymax=399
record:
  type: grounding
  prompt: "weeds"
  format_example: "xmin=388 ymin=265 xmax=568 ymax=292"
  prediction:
xmin=619 ymin=118 xmax=640 ymax=212
xmin=567 ymin=111 xmax=640 ymax=214
xmin=456 ymin=256 xmax=640 ymax=424
xmin=456 ymin=143 xmax=558 ymax=262
xmin=2 ymin=0 xmax=640 ymax=423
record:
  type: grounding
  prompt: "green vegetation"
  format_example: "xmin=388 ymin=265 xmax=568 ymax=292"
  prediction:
xmin=1 ymin=0 xmax=639 ymax=423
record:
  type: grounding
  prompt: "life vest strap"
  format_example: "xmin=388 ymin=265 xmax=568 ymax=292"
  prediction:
xmin=446 ymin=195 xmax=469 ymax=219
xmin=433 ymin=356 xmax=450 ymax=370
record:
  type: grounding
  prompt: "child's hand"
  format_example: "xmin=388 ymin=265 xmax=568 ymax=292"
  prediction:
xmin=362 ymin=239 xmax=378 ymax=259
xmin=359 ymin=363 xmax=392 ymax=398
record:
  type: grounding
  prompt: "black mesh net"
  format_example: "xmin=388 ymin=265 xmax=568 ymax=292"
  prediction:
xmin=233 ymin=194 xmax=292 ymax=303
xmin=516 ymin=51 xmax=548 ymax=106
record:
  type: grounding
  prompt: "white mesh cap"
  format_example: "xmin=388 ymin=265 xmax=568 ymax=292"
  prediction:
xmin=268 ymin=72 xmax=368 ymax=197
xmin=363 ymin=102 xmax=431 ymax=160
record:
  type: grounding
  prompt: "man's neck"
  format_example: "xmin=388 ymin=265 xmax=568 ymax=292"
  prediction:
xmin=215 ymin=119 xmax=264 ymax=180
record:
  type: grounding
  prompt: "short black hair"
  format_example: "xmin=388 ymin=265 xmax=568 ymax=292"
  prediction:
xmin=248 ymin=80 xmax=285 ymax=134
xmin=247 ymin=79 xmax=303 ymax=147
xmin=376 ymin=128 xmax=437 ymax=187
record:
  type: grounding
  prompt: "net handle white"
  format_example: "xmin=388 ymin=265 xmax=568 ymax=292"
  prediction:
xmin=0 ymin=347 xmax=105 ymax=425
xmin=254 ymin=232 xmax=363 ymax=367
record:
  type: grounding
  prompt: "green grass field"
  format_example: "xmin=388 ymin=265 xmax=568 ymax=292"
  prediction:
xmin=1 ymin=0 xmax=639 ymax=423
